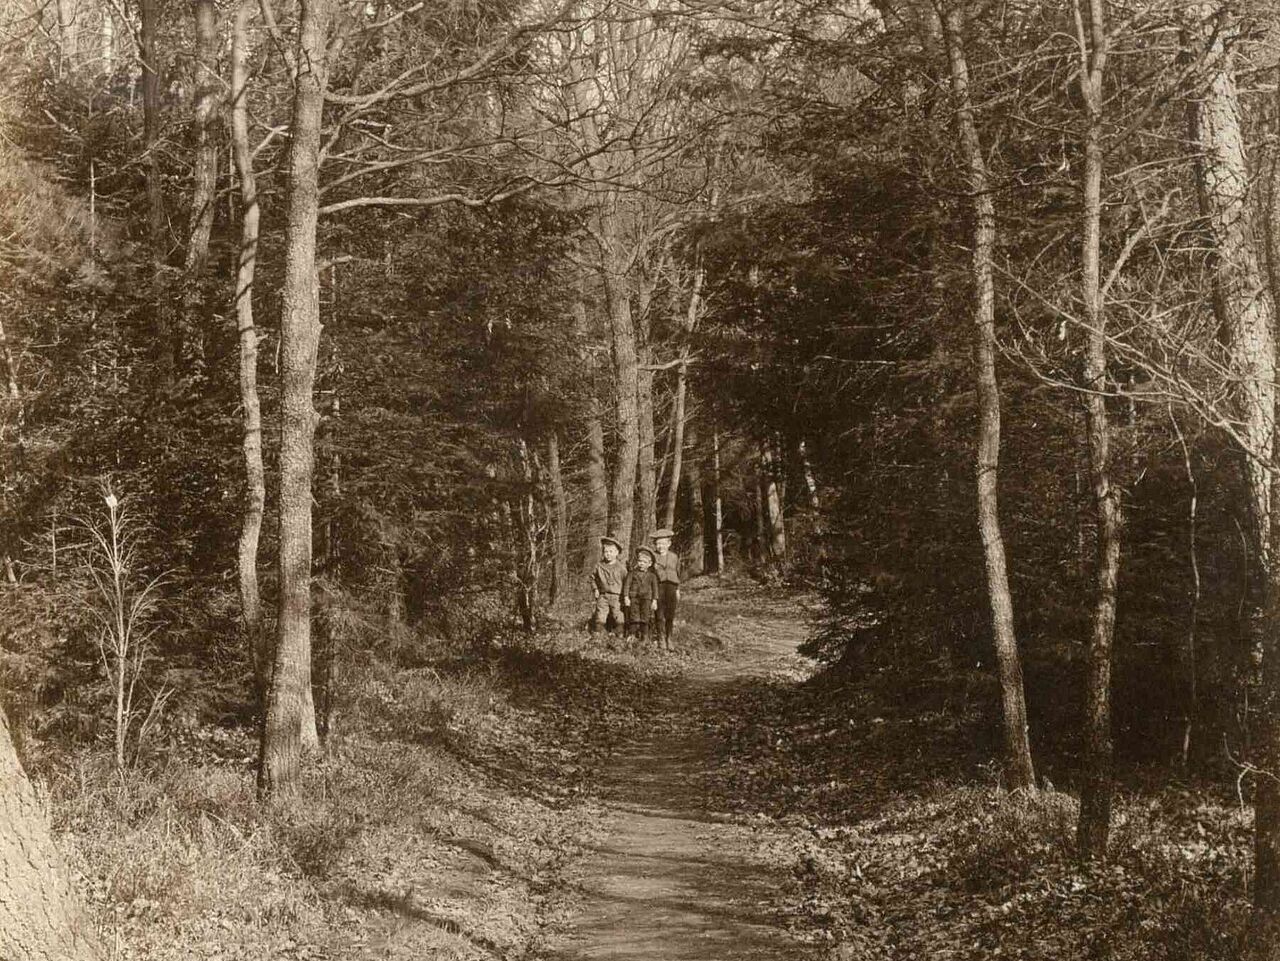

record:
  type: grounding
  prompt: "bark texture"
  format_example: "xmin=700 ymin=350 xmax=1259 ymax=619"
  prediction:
xmin=1255 ymin=37 xmax=1280 ymax=954
xmin=634 ymin=272 xmax=657 ymax=548
xmin=664 ymin=263 xmax=704 ymax=530
xmin=179 ymin=0 xmax=221 ymax=369
xmin=1074 ymin=0 xmax=1120 ymax=860
xmin=685 ymin=421 xmax=706 ymax=577
xmin=548 ymin=431 xmax=569 ymax=606
xmin=575 ymin=297 xmax=609 ymax=582
xmin=259 ymin=0 xmax=332 ymax=798
xmin=140 ymin=0 xmax=171 ymax=385
xmin=231 ymin=0 xmax=267 ymax=697
xmin=761 ymin=440 xmax=786 ymax=558
xmin=711 ymin=425 xmax=724 ymax=573
xmin=602 ymin=268 xmax=639 ymax=557
xmin=0 ymin=709 xmax=103 ymax=960
xmin=1188 ymin=5 xmax=1274 ymax=568
xmin=55 ymin=0 xmax=77 ymax=72
xmin=1183 ymin=3 xmax=1280 ymax=926
xmin=939 ymin=2 xmax=1037 ymax=794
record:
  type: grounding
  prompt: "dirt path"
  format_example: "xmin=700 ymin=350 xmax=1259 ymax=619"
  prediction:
xmin=543 ymin=585 xmax=822 ymax=961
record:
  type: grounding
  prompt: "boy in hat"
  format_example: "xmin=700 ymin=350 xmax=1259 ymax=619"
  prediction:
xmin=623 ymin=547 xmax=660 ymax=645
xmin=650 ymin=528 xmax=680 ymax=651
xmin=590 ymin=535 xmax=627 ymax=636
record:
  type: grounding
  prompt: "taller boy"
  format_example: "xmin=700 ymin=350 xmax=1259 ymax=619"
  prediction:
xmin=650 ymin=528 xmax=680 ymax=650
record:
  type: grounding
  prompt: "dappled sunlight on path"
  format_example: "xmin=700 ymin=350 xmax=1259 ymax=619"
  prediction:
xmin=542 ymin=582 xmax=822 ymax=961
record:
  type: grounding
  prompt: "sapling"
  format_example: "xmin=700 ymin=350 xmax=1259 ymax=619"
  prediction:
xmin=76 ymin=485 xmax=170 ymax=769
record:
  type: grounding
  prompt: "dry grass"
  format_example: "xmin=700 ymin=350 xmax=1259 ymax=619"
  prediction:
xmin=46 ymin=629 xmax=616 ymax=960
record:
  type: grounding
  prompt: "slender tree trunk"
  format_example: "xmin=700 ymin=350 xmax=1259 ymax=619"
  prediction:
xmin=663 ymin=264 xmax=705 ymax=529
xmin=685 ymin=421 xmax=706 ymax=577
xmin=1074 ymin=0 xmax=1120 ymax=860
xmin=231 ymin=0 xmax=267 ymax=701
xmin=939 ymin=2 xmax=1037 ymax=794
xmin=548 ymin=431 xmax=569 ymax=606
xmin=575 ymin=297 xmax=609 ymax=583
xmin=636 ymin=366 xmax=656 ymax=544
xmin=711 ymin=424 xmax=724 ymax=573
xmin=1170 ymin=409 xmax=1199 ymax=772
xmin=513 ymin=437 xmax=542 ymax=632
xmin=799 ymin=439 xmax=820 ymax=511
xmin=55 ymin=0 xmax=78 ymax=74
xmin=140 ymin=0 xmax=171 ymax=386
xmin=0 ymin=709 xmax=103 ymax=960
xmin=634 ymin=281 xmax=657 ymax=547
xmin=754 ymin=463 xmax=768 ymax=562
xmin=602 ymin=267 xmax=639 ymax=557
xmin=179 ymin=0 xmax=221 ymax=370
xmin=98 ymin=0 xmax=113 ymax=74
xmin=1 ymin=312 xmax=23 ymax=447
xmin=313 ymin=265 xmax=342 ymax=744
xmin=762 ymin=440 xmax=786 ymax=558
xmin=258 ymin=0 xmax=331 ymax=799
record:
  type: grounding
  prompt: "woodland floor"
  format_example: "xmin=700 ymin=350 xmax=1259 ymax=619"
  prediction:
xmin=539 ymin=580 xmax=821 ymax=961
xmin=47 ymin=577 xmax=1257 ymax=959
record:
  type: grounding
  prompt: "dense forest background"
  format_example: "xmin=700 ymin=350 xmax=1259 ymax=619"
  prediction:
xmin=7 ymin=0 xmax=1280 ymax=957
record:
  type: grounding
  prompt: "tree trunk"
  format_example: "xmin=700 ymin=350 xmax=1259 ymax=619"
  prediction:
xmin=548 ymin=431 xmax=569 ymax=606
xmin=602 ymin=267 xmax=639 ymax=557
xmin=140 ymin=0 xmax=171 ymax=386
xmin=754 ymin=462 xmax=768 ymax=562
xmin=231 ymin=0 xmax=267 ymax=701
xmin=636 ymin=365 xmax=656 ymax=547
xmin=98 ymin=0 xmax=113 ymax=74
xmin=55 ymin=0 xmax=78 ymax=74
xmin=179 ymin=0 xmax=220 ymax=371
xmin=1170 ymin=409 xmax=1199 ymax=772
xmin=313 ymin=265 xmax=342 ymax=745
xmin=513 ymin=437 xmax=542 ymax=632
xmin=1074 ymin=0 xmax=1120 ymax=860
xmin=799 ymin=439 xmax=820 ymax=511
xmin=0 ymin=709 xmax=103 ymax=960
xmin=711 ymin=424 xmax=724 ymax=573
xmin=575 ymin=297 xmax=609 ymax=583
xmin=1255 ymin=32 xmax=1280 ymax=953
xmin=634 ymin=283 xmax=657 ymax=549
xmin=685 ymin=421 xmax=706 ymax=577
xmin=258 ymin=0 xmax=331 ymax=799
xmin=1186 ymin=10 xmax=1274 ymax=784
xmin=761 ymin=440 xmax=786 ymax=558
xmin=663 ymin=263 xmax=705 ymax=529
xmin=939 ymin=3 xmax=1037 ymax=795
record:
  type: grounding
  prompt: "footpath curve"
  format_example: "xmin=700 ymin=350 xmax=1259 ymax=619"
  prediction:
xmin=542 ymin=583 xmax=820 ymax=961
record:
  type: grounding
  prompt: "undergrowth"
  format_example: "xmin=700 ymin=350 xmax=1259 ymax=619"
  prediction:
xmin=40 ymin=620 xmax=671 ymax=960
xmin=709 ymin=641 xmax=1254 ymax=961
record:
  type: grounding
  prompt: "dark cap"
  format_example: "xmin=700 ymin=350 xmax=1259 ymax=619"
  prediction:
xmin=600 ymin=535 xmax=622 ymax=550
xmin=650 ymin=528 xmax=675 ymax=540
xmin=636 ymin=546 xmax=656 ymax=561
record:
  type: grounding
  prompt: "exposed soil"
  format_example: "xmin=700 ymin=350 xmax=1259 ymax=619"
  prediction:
xmin=543 ymin=580 xmax=823 ymax=960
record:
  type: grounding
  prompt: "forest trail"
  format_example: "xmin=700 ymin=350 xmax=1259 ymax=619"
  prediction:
xmin=543 ymin=582 xmax=822 ymax=961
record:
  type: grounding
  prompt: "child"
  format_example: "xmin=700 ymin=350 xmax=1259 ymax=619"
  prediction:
xmin=623 ymin=547 xmax=660 ymax=645
xmin=590 ymin=535 xmax=627 ymax=636
xmin=650 ymin=528 xmax=680 ymax=651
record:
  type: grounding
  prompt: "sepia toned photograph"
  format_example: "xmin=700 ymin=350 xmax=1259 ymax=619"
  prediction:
xmin=0 ymin=0 xmax=1272 ymax=958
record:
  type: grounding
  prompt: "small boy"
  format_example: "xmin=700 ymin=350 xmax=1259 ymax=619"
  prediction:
xmin=623 ymin=547 xmax=660 ymax=644
xmin=590 ymin=535 xmax=627 ymax=636
xmin=651 ymin=528 xmax=680 ymax=651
